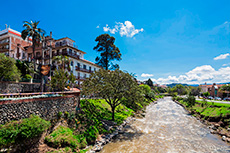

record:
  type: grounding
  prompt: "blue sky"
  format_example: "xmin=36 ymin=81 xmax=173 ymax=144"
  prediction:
xmin=1 ymin=0 xmax=230 ymax=84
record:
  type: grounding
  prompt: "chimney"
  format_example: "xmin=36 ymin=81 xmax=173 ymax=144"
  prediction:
xmin=5 ymin=24 xmax=7 ymax=29
xmin=50 ymin=31 xmax=52 ymax=38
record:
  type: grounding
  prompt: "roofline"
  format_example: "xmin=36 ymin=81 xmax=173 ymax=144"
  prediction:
xmin=79 ymin=59 xmax=102 ymax=68
xmin=55 ymin=37 xmax=75 ymax=42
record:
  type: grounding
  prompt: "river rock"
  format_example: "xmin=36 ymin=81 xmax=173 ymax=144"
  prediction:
xmin=222 ymin=136 xmax=226 ymax=141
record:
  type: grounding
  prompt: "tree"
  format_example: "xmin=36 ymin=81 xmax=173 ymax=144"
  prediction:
xmin=53 ymin=55 xmax=70 ymax=70
xmin=82 ymin=69 xmax=141 ymax=121
xmin=93 ymin=34 xmax=121 ymax=70
xmin=145 ymin=78 xmax=153 ymax=87
xmin=0 ymin=53 xmax=21 ymax=81
xmin=48 ymin=69 xmax=69 ymax=91
xmin=203 ymin=91 xmax=210 ymax=97
xmin=189 ymin=86 xmax=201 ymax=96
xmin=69 ymin=72 xmax=76 ymax=89
xmin=21 ymin=21 xmax=45 ymax=73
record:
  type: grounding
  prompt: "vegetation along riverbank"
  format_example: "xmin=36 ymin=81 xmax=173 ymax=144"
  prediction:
xmin=173 ymin=96 xmax=230 ymax=143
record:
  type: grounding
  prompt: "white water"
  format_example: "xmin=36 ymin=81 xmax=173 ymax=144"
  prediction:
xmin=101 ymin=97 xmax=230 ymax=153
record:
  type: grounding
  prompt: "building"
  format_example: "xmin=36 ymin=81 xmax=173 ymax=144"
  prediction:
xmin=199 ymin=83 xmax=229 ymax=98
xmin=0 ymin=25 xmax=32 ymax=60
xmin=0 ymin=26 xmax=101 ymax=86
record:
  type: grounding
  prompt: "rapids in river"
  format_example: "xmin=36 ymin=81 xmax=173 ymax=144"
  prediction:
xmin=101 ymin=97 xmax=230 ymax=153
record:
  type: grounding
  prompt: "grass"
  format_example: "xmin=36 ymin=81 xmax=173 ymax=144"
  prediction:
xmin=45 ymin=126 xmax=87 ymax=151
xmin=176 ymin=97 xmax=230 ymax=126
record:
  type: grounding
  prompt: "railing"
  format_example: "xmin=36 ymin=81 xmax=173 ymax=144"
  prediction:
xmin=76 ymin=76 xmax=86 ymax=80
xmin=62 ymin=51 xmax=80 ymax=59
xmin=55 ymin=42 xmax=78 ymax=49
xmin=75 ymin=66 xmax=93 ymax=73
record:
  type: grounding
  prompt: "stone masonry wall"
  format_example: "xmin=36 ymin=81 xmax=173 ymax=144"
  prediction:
xmin=0 ymin=81 xmax=40 ymax=93
xmin=0 ymin=95 xmax=79 ymax=124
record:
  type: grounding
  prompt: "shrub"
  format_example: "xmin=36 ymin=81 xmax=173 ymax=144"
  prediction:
xmin=184 ymin=95 xmax=195 ymax=107
xmin=64 ymin=111 xmax=70 ymax=119
xmin=0 ymin=115 xmax=50 ymax=148
xmin=57 ymin=112 xmax=63 ymax=119
xmin=84 ymin=125 xmax=99 ymax=144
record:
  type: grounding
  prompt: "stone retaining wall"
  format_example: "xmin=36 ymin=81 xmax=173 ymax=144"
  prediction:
xmin=0 ymin=81 xmax=40 ymax=93
xmin=0 ymin=93 xmax=80 ymax=124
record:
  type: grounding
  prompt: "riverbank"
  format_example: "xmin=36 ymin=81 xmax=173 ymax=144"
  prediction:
xmin=173 ymin=96 xmax=230 ymax=143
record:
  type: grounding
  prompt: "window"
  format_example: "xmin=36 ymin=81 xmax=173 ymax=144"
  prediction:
xmin=83 ymin=65 xmax=86 ymax=69
xmin=77 ymin=63 xmax=80 ymax=67
xmin=94 ymin=68 xmax=96 ymax=71
xmin=84 ymin=74 xmax=86 ymax=78
xmin=89 ymin=66 xmax=91 ymax=71
xmin=57 ymin=50 xmax=59 ymax=55
xmin=71 ymin=61 xmax=73 ymax=66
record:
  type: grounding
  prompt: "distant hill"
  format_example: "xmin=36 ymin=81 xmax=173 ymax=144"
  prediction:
xmin=166 ymin=83 xmax=199 ymax=87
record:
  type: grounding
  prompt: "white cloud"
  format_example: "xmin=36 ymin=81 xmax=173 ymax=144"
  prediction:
xmin=222 ymin=63 xmax=230 ymax=66
xmin=103 ymin=21 xmax=144 ymax=37
xmin=148 ymin=65 xmax=230 ymax=85
xmin=96 ymin=25 xmax=100 ymax=28
xmin=214 ymin=53 xmax=230 ymax=60
xmin=141 ymin=73 xmax=154 ymax=77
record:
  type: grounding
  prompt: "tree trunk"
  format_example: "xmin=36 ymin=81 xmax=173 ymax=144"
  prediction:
xmin=111 ymin=106 xmax=115 ymax=121
xmin=32 ymin=42 xmax=36 ymax=79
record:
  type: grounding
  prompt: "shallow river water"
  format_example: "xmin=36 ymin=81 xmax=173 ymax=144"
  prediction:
xmin=101 ymin=97 xmax=230 ymax=153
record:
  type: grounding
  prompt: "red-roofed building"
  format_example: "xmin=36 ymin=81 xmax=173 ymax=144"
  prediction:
xmin=0 ymin=25 xmax=101 ymax=86
xmin=199 ymin=83 xmax=227 ymax=98
xmin=0 ymin=25 xmax=32 ymax=60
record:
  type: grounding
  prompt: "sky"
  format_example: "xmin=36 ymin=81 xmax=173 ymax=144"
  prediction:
xmin=1 ymin=0 xmax=230 ymax=85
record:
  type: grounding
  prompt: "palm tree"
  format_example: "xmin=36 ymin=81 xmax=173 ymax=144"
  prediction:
xmin=53 ymin=55 xmax=70 ymax=70
xmin=21 ymin=21 xmax=45 ymax=74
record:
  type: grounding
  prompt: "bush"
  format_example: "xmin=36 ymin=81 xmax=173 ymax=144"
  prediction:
xmin=184 ymin=95 xmax=195 ymax=107
xmin=84 ymin=125 xmax=99 ymax=144
xmin=0 ymin=115 xmax=50 ymax=148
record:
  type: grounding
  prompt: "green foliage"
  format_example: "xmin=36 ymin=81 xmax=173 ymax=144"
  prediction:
xmin=69 ymin=72 xmax=76 ymax=89
xmin=82 ymin=69 xmax=142 ymax=121
xmin=53 ymin=55 xmax=70 ymax=70
xmin=219 ymin=84 xmax=230 ymax=92
xmin=0 ymin=53 xmax=21 ymax=81
xmin=48 ymin=69 xmax=69 ymax=91
xmin=140 ymin=84 xmax=151 ymax=95
xmin=0 ymin=115 xmax=50 ymax=148
xmin=168 ymin=84 xmax=188 ymax=95
xmin=64 ymin=111 xmax=70 ymax=119
xmin=24 ymin=74 xmax=32 ymax=79
xmin=94 ymin=34 xmax=121 ymax=70
xmin=57 ymin=112 xmax=63 ymax=119
xmin=78 ymin=99 xmax=134 ymax=144
xmin=184 ymin=95 xmax=196 ymax=107
xmin=45 ymin=126 xmax=87 ymax=150
xmin=203 ymin=91 xmax=210 ymax=97
xmin=189 ymin=86 xmax=201 ymax=96
xmin=84 ymin=126 xmax=99 ymax=144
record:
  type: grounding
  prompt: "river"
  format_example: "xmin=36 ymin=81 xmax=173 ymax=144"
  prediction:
xmin=100 ymin=97 xmax=230 ymax=153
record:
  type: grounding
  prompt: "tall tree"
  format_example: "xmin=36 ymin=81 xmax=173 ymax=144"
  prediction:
xmin=146 ymin=78 xmax=153 ymax=87
xmin=21 ymin=21 xmax=45 ymax=73
xmin=93 ymin=34 xmax=121 ymax=70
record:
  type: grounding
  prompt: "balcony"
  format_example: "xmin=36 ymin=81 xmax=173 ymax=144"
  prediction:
xmin=62 ymin=50 xmax=80 ymax=59
xmin=55 ymin=41 xmax=78 ymax=49
xmin=75 ymin=66 xmax=93 ymax=73
xmin=76 ymin=76 xmax=86 ymax=80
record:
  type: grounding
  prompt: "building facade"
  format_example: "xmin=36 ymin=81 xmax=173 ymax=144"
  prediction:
xmin=199 ymin=83 xmax=228 ymax=98
xmin=0 ymin=26 xmax=101 ymax=86
xmin=0 ymin=25 xmax=32 ymax=60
